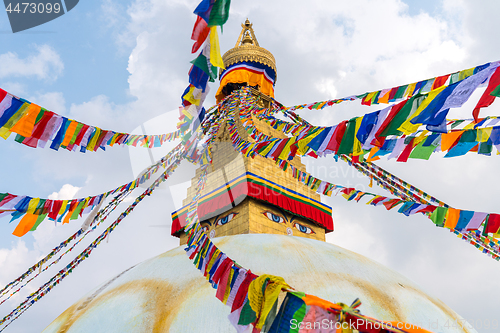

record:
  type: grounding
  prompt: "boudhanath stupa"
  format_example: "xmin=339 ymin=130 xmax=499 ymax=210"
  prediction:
xmin=42 ymin=20 xmax=475 ymax=333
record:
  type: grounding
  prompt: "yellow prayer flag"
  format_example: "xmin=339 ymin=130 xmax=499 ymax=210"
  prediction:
xmin=458 ymin=68 xmax=474 ymax=81
xmin=184 ymin=86 xmax=201 ymax=105
xmin=352 ymin=117 xmax=364 ymax=156
xmin=259 ymin=140 xmax=276 ymax=156
xmin=26 ymin=198 xmax=40 ymax=214
xmin=477 ymin=128 xmax=492 ymax=142
xmin=363 ymin=91 xmax=377 ymax=103
xmin=278 ymin=137 xmax=296 ymax=161
xmin=222 ymin=268 xmax=234 ymax=304
xmin=248 ymin=274 xmax=291 ymax=330
xmin=413 ymin=130 xmax=429 ymax=146
xmin=398 ymin=86 xmax=446 ymax=135
xmin=58 ymin=200 xmax=68 ymax=217
xmin=86 ymin=128 xmax=101 ymax=152
xmin=109 ymin=133 xmax=120 ymax=146
xmin=404 ymin=83 xmax=417 ymax=98
xmin=209 ymin=27 xmax=225 ymax=69
xmin=297 ymin=132 xmax=320 ymax=155
xmin=462 ymin=122 xmax=476 ymax=130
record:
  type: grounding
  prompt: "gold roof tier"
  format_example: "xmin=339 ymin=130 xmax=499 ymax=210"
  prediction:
xmin=221 ymin=19 xmax=277 ymax=81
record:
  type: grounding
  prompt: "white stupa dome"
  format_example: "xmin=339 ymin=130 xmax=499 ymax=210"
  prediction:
xmin=42 ymin=234 xmax=475 ymax=333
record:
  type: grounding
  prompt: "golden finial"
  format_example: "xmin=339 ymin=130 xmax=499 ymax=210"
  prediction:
xmin=222 ymin=19 xmax=276 ymax=79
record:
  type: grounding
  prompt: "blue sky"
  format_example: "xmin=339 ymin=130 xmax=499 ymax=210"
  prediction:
xmin=1 ymin=0 xmax=500 ymax=332
xmin=1 ymin=1 xmax=131 ymax=105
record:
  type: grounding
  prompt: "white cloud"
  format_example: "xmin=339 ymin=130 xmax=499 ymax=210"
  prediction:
xmin=47 ymin=184 xmax=81 ymax=200
xmin=28 ymin=91 xmax=67 ymax=115
xmin=0 ymin=45 xmax=64 ymax=81
xmin=0 ymin=241 xmax=37 ymax=289
xmin=0 ymin=82 xmax=26 ymax=96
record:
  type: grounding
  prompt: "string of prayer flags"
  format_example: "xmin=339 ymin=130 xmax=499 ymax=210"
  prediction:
xmin=0 ymin=142 xmax=188 ymax=331
xmin=1 ymin=142 xmax=186 ymax=237
xmin=225 ymin=90 xmax=500 ymax=259
xmin=284 ymin=60 xmax=500 ymax=112
xmin=236 ymin=86 xmax=500 ymax=162
xmin=0 ymin=191 xmax=130 ymax=307
xmin=0 ymin=89 xmax=181 ymax=152
xmin=179 ymin=0 xmax=231 ymax=132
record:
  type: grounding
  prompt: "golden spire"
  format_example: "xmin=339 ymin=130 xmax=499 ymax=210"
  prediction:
xmin=221 ymin=19 xmax=277 ymax=81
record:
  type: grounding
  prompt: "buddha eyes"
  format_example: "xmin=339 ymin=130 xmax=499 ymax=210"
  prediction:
xmin=293 ymin=222 xmax=314 ymax=234
xmin=263 ymin=211 xmax=285 ymax=224
xmin=261 ymin=210 xmax=314 ymax=234
xmin=216 ymin=212 xmax=238 ymax=226
xmin=201 ymin=225 xmax=209 ymax=233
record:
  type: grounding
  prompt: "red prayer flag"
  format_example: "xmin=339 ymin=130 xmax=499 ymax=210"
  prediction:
xmin=473 ymin=67 xmax=500 ymax=122
xmin=22 ymin=111 xmax=55 ymax=148
xmin=0 ymin=88 xmax=7 ymax=102
xmin=383 ymin=199 xmax=402 ymax=210
xmin=325 ymin=121 xmax=347 ymax=153
xmin=431 ymin=74 xmax=450 ymax=90
xmin=0 ymin=194 xmax=16 ymax=207
xmin=388 ymin=87 xmax=398 ymax=101
xmin=48 ymin=200 xmax=62 ymax=220
xmin=485 ymin=213 xmax=500 ymax=234
xmin=191 ymin=16 xmax=210 ymax=53
xmin=397 ymin=138 xmax=415 ymax=162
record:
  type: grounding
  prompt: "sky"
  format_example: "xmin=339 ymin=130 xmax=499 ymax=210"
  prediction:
xmin=1 ymin=0 xmax=500 ymax=332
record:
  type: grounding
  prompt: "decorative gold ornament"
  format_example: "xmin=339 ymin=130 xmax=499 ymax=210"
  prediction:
xmin=221 ymin=19 xmax=277 ymax=82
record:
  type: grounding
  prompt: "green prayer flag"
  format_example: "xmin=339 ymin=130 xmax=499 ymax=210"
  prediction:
xmin=459 ymin=129 xmax=477 ymax=143
xmin=70 ymin=200 xmax=86 ymax=220
xmin=409 ymin=141 xmax=435 ymax=160
xmin=238 ymin=298 xmax=257 ymax=325
xmin=478 ymin=141 xmax=493 ymax=155
xmin=15 ymin=134 xmax=25 ymax=143
xmin=337 ymin=118 xmax=356 ymax=155
xmin=34 ymin=199 xmax=46 ymax=215
xmin=34 ymin=109 xmax=46 ymax=124
xmin=30 ymin=213 xmax=48 ymax=231
xmin=449 ymin=72 xmax=460 ymax=84
xmin=291 ymin=302 xmax=307 ymax=333
xmin=190 ymin=54 xmax=217 ymax=82
xmin=371 ymin=90 xmax=382 ymax=104
xmin=430 ymin=206 xmax=447 ymax=226
xmin=208 ymin=0 xmax=231 ymax=27
xmin=69 ymin=123 xmax=84 ymax=146
xmin=394 ymin=85 xmax=408 ymax=100
xmin=450 ymin=120 xmax=465 ymax=129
